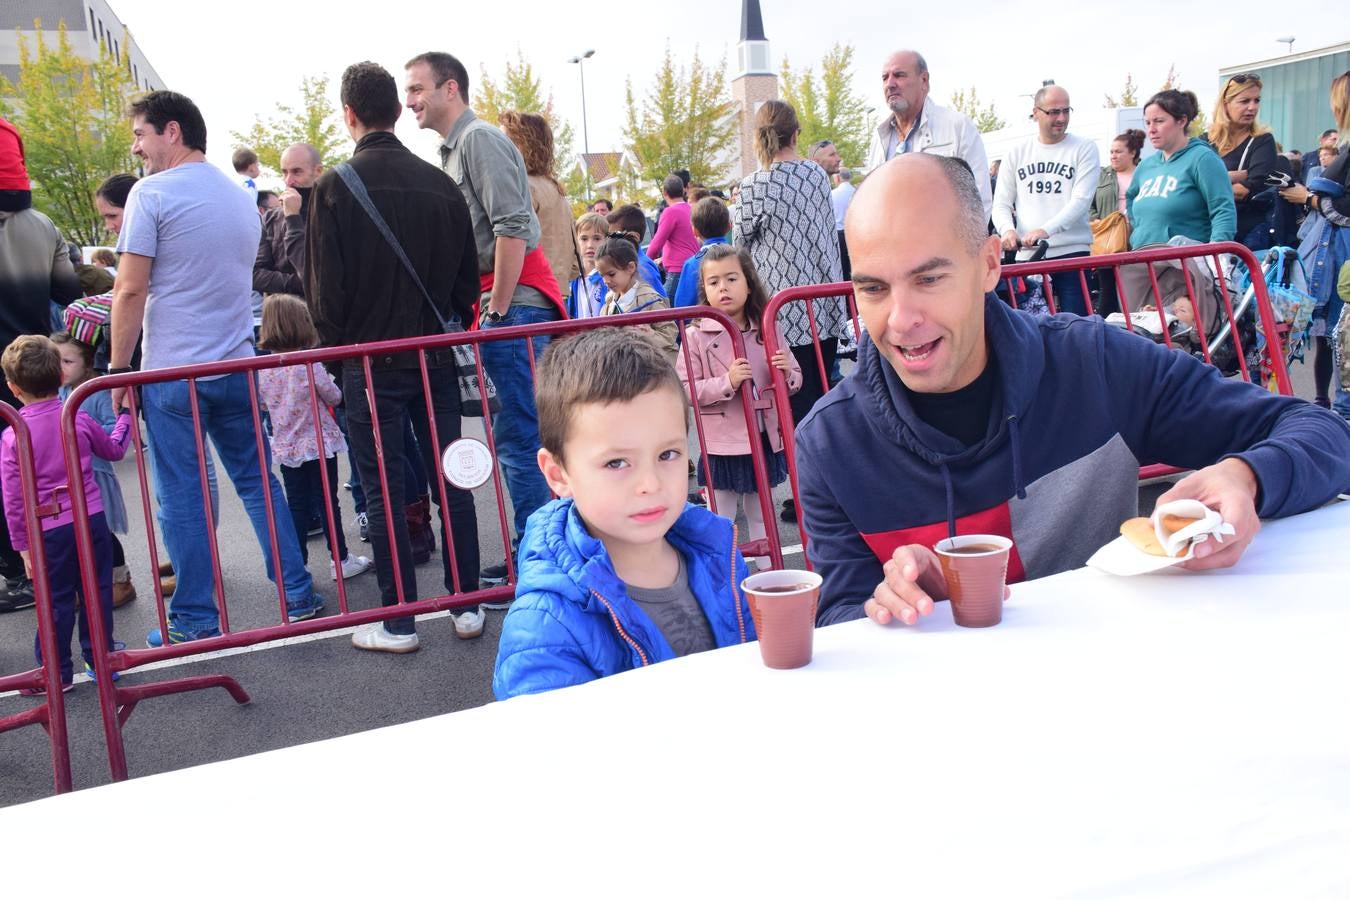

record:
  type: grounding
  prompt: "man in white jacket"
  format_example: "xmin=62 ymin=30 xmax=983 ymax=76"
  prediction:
xmin=991 ymin=84 xmax=1099 ymax=316
xmin=865 ymin=50 xmax=992 ymax=218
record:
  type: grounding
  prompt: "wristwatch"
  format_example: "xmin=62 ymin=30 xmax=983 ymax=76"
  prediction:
xmin=108 ymin=366 xmax=134 ymax=375
xmin=485 ymin=309 xmax=506 ymax=324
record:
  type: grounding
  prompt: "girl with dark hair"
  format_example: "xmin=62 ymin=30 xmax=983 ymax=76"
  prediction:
xmin=594 ymin=237 xmax=677 ymax=357
xmin=677 ymin=244 xmax=800 ymax=559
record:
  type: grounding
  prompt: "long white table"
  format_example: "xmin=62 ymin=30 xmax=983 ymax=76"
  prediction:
xmin=4 ymin=504 xmax=1349 ymax=897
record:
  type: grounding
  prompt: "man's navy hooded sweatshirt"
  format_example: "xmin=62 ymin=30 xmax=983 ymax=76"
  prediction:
xmin=796 ymin=295 xmax=1350 ymax=626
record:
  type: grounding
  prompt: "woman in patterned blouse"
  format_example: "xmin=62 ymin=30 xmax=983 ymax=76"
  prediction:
xmin=734 ymin=99 xmax=847 ymax=428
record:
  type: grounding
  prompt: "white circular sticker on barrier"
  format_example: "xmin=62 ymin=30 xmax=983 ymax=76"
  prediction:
xmin=442 ymin=438 xmax=494 ymax=490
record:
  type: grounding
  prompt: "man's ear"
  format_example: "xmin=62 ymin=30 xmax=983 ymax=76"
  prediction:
xmin=979 ymin=233 xmax=1002 ymax=293
xmin=537 ymin=447 xmax=573 ymax=498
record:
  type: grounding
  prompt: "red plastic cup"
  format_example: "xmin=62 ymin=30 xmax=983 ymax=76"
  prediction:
xmin=741 ymin=569 xmax=821 ymax=669
xmin=933 ymin=534 xmax=1012 ymax=628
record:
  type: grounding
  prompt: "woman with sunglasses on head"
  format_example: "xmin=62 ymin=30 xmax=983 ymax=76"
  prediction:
xmin=1208 ymin=74 xmax=1279 ymax=250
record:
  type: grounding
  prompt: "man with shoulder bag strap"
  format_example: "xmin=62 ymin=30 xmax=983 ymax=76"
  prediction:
xmin=306 ymin=62 xmax=483 ymax=650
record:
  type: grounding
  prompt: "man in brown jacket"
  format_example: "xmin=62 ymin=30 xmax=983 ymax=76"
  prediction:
xmin=253 ymin=142 xmax=324 ymax=297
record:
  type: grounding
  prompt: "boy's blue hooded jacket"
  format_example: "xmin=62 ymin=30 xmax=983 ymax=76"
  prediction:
xmin=796 ymin=295 xmax=1350 ymax=626
xmin=493 ymin=499 xmax=755 ymax=699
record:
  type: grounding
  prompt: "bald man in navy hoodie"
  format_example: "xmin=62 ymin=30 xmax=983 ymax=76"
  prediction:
xmin=796 ymin=153 xmax=1350 ymax=627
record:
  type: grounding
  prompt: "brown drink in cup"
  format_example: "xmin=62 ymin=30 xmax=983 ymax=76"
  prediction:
xmin=740 ymin=570 xmax=821 ymax=669
xmin=932 ymin=535 xmax=1012 ymax=628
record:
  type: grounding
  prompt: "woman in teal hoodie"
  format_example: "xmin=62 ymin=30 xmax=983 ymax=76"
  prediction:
xmin=1127 ymin=90 xmax=1237 ymax=248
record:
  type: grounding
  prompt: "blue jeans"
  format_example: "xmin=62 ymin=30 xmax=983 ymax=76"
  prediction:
xmin=143 ymin=373 xmax=316 ymax=634
xmin=480 ymin=304 xmax=558 ymax=543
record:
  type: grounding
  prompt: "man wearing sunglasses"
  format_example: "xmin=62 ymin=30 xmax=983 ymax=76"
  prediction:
xmin=991 ymin=84 xmax=1099 ymax=316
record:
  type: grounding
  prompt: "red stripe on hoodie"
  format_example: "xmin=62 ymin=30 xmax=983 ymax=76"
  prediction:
xmin=861 ymin=503 xmax=1026 ymax=584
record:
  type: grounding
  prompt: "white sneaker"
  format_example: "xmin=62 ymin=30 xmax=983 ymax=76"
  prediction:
xmin=452 ymin=607 xmax=485 ymax=640
xmin=350 ymin=622 xmax=419 ymax=654
xmin=331 ymin=554 xmax=374 ymax=581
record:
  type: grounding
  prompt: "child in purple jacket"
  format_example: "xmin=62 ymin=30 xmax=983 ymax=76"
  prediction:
xmin=1 ymin=335 xmax=130 ymax=691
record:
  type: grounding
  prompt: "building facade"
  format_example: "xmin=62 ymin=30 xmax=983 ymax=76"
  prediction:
xmin=1220 ymin=43 xmax=1349 ymax=154
xmin=2 ymin=0 xmax=165 ymax=93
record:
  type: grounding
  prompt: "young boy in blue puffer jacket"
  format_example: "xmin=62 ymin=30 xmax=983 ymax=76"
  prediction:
xmin=493 ymin=328 xmax=756 ymax=699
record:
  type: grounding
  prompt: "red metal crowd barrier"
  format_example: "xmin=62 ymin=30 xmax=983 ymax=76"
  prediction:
xmin=0 ymin=402 xmax=72 ymax=794
xmin=61 ymin=306 xmax=780 ymax=782
xmin=761 ymin=242 xmax=1296 ymax=560
xmin=1001 ymin=241 xmax=1294 ymax=395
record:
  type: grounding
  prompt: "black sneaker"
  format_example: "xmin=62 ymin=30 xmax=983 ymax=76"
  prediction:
xmin=0 ymin=577 xmax=35 ymax=613
xmin=779 ymin=498 xmax=797 ymax=524
xmin=480 ymin=560 xmax=511 ymax=586
xmin=307 ymin=518 xmax=324 ymax=537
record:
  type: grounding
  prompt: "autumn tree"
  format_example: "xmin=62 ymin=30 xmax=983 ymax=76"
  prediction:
xmin=949 ymin=87 xmax=1005 ymax=133
xmin=230 ymin=76 xmax=348 ymax=172
xmin=1103 ymin=74 xmax=1139 ymax=109
xmin=779 ymin=43 xmax=870 ymax=168
xmin=622 ymin=47 xmax=737 ymax=205
xmin=1103 ymin=66 xmax=1206 ymax=134
xmin=0 ymin=21 xmax=139 ymax=246
xmin=476 ymin=51 xmax=579 ymax=201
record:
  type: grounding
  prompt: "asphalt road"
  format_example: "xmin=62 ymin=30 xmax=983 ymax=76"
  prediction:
xmin=0 ymin=357 xmax=1322 ymax=806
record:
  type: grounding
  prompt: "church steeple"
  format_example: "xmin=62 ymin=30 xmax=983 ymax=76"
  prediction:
xmin=737 ymin=0 xmax=771 ymax=76
xmin=740 ymin=0 xmax=767 ymax=42
xmin=731 ymin=0 xmax=778 ymax=177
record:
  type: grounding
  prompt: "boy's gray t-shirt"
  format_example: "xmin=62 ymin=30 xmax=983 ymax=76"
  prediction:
xmin=116 ymin=161 xmax=259 ymax=371
xmin=626 ymin=553 xmax=716 ymax=657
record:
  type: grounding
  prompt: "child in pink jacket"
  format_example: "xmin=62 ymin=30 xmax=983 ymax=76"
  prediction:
xmin=1 ymin=335 xmax=130 ymax=690
xmin=677 ymin=244 xmax=800 ymax=557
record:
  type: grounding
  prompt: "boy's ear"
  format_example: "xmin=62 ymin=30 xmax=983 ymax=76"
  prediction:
xmin=537 ymin=447 xmax=573 ymax=498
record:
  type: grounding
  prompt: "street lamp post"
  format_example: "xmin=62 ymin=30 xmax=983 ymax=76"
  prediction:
xmin=1277 ymin=36 xmax=1295 ymax=54
xmin=568 ymin=49 xmax=595 ymax=200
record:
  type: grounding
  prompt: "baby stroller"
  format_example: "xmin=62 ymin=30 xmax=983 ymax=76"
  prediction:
xmin=1110 ymin=246 xmax=1260 ymax=378
xmin=1212 ymin=246 xmax=1315 ymax=388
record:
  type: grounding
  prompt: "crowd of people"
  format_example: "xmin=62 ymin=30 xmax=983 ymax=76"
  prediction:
xmin=0 ymin=48 xmax=1348 ymax=699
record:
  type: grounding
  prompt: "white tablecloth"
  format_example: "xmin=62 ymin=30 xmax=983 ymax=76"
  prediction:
xmin=4 ymin=504 xmax=1349 ymax=898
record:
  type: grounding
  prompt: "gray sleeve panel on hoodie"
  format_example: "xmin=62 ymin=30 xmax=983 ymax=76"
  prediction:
xmin=1009 ymin=433 xmax=1140 ymax=580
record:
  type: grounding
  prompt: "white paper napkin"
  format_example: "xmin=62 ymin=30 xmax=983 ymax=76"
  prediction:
xmin=1086 ymin=500 xmax=1237 ymax=577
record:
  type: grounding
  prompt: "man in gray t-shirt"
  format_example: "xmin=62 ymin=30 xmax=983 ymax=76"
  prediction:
xmin=108 ymin=90 xmax=321 ymax=646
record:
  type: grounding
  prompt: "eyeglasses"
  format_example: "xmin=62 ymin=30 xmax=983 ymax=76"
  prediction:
xmin=1231 ymin=73 xmax=1262 ymax=85
xmin=1035 ymin=106 xmax=1073 ymax=117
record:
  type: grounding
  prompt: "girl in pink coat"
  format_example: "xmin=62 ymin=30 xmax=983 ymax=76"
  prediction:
xmin=677 ymin=245 xmax=801 ymax=558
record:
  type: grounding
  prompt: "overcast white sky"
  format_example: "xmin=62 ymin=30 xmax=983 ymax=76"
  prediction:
xmin=104 ymin=0 xmax=1342 ymax=179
